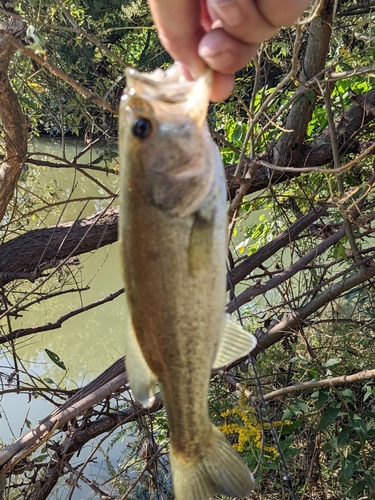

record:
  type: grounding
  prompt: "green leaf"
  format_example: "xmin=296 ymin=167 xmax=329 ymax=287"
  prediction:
xmin=295 ymin=400 xmax=309 ymax=413
xmin=366 ymin=472 xmax=375 ymax=492
xmin=363 ymin=384 xmax=374 ymax=402
xmin=34 ymin=454 xmax=49 ymax=463
xmin=262 ymin=460 xmax=279 ymax=470
xmin=317 ymin=388 xmax=330 ymax=409
xmin=321 ymin=438 xmax=337 ymax=452
xmin=316 ymin=406 xmax=340 ymax=431
xmin=350 ymin=414 xmax=368 ymax=440
xmin=280 ymin=434 xmax=294 ymax=450
xmin=282 ymin=407 xmax=293 ymax=420
xmin=323 ymin=357 xmax=341 ymax=367
xmin=337 ymin=425 xmax=351 ymax=447
xmin=333 ymin=242 xmax=348 ymax=261
xmin=338 ymin=455 xmax=357 ymax=482
xmin=44 ymin=378 xmax=54 ymax=385
xmin=306 ymin=88 xmax=316 ymax=103
xmin=283 ymin=447 xmax=301 ymax=460
xmin=232 ymin=124 xmax=243 ymax=142
xmin=289 ymin=356 xmax=300 ymax=363
xmin=45 ymin=349 xmax=67 ymax=370
xmin=348 ymin=479 xmax=367 ymax=498
xmin=339 ymin=388 xmax=354 ymax=400
xmin=91 ymin=156 xmax=104 ymax=165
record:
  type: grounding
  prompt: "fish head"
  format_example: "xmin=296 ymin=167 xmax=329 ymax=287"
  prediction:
xmin=119 ymin=64 xmax=217 ymax=217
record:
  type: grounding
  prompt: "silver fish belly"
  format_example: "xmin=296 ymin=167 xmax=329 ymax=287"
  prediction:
xmin=119 ymin=64 xmax=257 ymax=500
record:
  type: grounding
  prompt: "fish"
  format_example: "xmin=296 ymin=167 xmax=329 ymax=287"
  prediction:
xmin=119 ymin=63 xmax=257 ymax=500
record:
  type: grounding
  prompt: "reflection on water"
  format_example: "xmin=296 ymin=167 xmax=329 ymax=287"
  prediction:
xmin=0 ymin=138 xmax=129 ymax=499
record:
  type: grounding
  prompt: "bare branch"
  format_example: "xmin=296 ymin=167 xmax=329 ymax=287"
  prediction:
xmin=264 ymin=369 xmax=375 ymax=401
xmin=0 ymin=288 xmax=124 ymax=344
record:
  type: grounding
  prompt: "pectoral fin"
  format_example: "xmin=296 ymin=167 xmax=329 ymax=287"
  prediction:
xmin=188 ymin=206 xmax=214 ymax=277
xmin=125 ymin=315 xmax=157 ymax=408
xmin=213 ymin=314 xmax=257 ymax=368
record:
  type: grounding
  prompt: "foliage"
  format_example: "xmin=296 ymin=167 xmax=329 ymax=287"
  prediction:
xmin=11 ymin=0 xmax=168 ymax=137
xmin=2 ymin=1 xmax=375 ymax=499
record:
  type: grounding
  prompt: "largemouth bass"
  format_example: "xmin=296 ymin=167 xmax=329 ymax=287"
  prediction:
xmin=119 ymin=64 xmax=256 ymax=500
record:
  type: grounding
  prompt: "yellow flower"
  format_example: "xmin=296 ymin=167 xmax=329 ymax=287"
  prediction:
xmin=219 ymin=392 xmax=287 ymax=456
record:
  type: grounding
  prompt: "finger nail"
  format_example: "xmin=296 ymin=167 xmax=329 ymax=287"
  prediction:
xmin=198 ymin=45 xmax=233 ymax=72
xmin=208 ymin=0 xmax=241 ymax=26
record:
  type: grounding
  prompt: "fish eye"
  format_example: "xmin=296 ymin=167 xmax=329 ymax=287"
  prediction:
xmin=132 ymin=117 xmax=152 ymax=140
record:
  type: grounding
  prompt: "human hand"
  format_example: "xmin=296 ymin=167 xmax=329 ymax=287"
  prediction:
xmin=147 ymin=0 xmax=311 ymax=101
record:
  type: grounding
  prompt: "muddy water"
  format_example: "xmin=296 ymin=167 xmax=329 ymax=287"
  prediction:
xmin=1 ymin=138 xmax=128 ymax=499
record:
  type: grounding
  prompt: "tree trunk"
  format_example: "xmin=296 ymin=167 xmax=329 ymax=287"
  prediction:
xmin=0 ymin=18 xmax=29 ymax=221
xmin=0 ymin=206 xmax=119 ymax=285
xmin=272 ymin=0 xmax=334 ymax=167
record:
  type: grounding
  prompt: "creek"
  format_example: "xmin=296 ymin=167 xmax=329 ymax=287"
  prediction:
xmin=1 ymin=137 xmax=127 ymax=499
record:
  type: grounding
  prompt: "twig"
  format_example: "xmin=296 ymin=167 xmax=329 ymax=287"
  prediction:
xmin=59 ymin=3 xmax=127 ymax=69
xmin=258 ymin=141 xmax=375 ymax=174
xmin=0 ymin=288 xmax=124 ymax=344
xmin=6 ymin=36 xmax=117 ymax=115
xmin=264 ymin=369 xmax=375 ymax=401
xmin=0 ymin=370 xmax=129 ymax=472
xmin=298 ymin=0 xmax=325 ymax=25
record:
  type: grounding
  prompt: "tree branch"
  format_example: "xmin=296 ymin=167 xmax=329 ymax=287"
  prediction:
xmin=0 ymin=206 xmax=119 ymax=285
xmin=227 ymin=204 xmax=328 ymax=289
xmin=264 ymin=369 xmax=375 ymax=401
xmin=255 ymin=259 xmax=375 ymax=354
xmin=6 ymin=35 xmax=117 ymax=115
xmin=227 ymin=221 xmax=346 ymax=312
xmin=0 ymin=288 xmax=124 ymax=343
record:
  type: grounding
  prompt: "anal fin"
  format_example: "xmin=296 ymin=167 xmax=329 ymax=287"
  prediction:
xmin=213 ymin=314 xmax=257 ymax=368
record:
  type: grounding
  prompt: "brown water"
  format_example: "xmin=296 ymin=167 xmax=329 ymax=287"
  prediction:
xmin=7 ymin=137 xmax=125 ymax=385
xmin=0 ymin=138 xmax=129 ymax=499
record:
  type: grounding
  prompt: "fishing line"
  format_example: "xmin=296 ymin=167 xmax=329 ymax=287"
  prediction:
xmin=226 ymin=263 xmax=297 ymax=500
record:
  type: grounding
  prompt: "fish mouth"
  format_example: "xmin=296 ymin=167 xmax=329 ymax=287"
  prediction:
xmin=124 ymin=64 xmax=212 ymax=124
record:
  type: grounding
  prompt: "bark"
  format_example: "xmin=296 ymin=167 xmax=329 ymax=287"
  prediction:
xmin=0 ymin=206 xmax=119 ymax=285
xmin=264 ymin=368 xmax=375 ymax=401
xmin=227 ymin=204 xmax=328 ymax=290
xmin=272 ymin=0 xmax=334 ymax=167
xmin=0 ymin=18 xmax=29 ymax=221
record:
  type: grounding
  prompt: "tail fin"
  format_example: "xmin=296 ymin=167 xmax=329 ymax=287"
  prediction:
xmin=170 ymin=425 xmax=255 ymax=500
